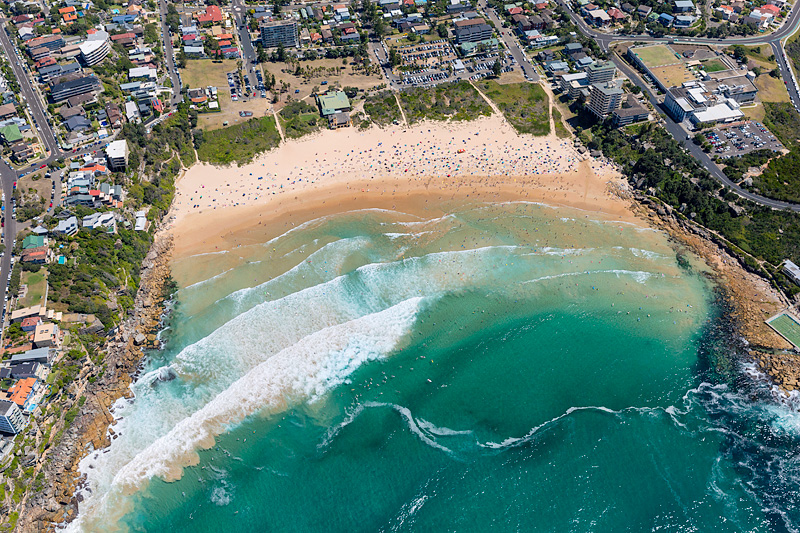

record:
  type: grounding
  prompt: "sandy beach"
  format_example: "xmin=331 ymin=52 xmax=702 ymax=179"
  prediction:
xmin=169 ymin=114 xmax=634 ymax=258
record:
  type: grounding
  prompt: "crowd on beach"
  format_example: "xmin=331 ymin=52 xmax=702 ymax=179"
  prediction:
xmin=172 ymin=118 xmax=620 ymax=216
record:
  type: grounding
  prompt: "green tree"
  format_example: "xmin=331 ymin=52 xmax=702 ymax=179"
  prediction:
xmin=492 ymin=59 xmax=502 ymax=77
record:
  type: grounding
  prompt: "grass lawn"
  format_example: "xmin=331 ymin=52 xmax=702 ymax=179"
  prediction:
xmin=196 ymin=115 xmax=282 ymax=166
xmin=397 ymin=81 xmax=492 ymax=124
xmin=180 ymin=59 xmax=239 ymax=90
xmin=19 ymin=269 xmax=46 ymax=308
xmin=701 ymin=59 xmax=727 ymax=73
xmin=363 ymin=90 xmax=403 ymax=127
xmin=630 ymin=44 xmax=680 ymax=67
xmin=478 ymin=81 xmax=550 ymax=136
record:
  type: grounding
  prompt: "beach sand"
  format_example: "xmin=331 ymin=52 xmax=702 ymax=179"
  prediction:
xmin=169 ymin=114 xmax=634 ymax=258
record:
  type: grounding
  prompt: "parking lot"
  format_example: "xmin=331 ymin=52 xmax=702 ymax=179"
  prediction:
xmin=704 ymin=121 xmax=784 ymax=157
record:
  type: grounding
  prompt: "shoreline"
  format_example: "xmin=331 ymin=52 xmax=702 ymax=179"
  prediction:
xmin=28 ymin=114 xmax=800 ymax=530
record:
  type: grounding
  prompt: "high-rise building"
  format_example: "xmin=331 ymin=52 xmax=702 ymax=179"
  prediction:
xmin=260 ymin=20 xmax=299 ymax=48
xmin=588 ymin=81 xmax=624 ymax=118
xmin=585 ymin=60 xmax=617 ymax=84
xmin=0 ymin=400 xmax=27 ymax=435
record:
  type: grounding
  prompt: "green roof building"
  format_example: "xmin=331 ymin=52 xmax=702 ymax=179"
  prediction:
xmin=22 ymin=235 xmax=45 ymax=250
xmin=317 ymin=91 xmax=351 ymax=117
xmin=0 ymin=124 xmax=22 ymax=145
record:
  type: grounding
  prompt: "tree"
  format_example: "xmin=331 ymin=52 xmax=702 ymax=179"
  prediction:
xmin=731 ymin=44 xmax=748 ymax=63
xmin=387 ymin=48 xmax=400 ymax=67
xmin=256 ymin=43 xmax=268 ymax=63
xmin=492 ymin=59 xmax=502 ymax=77
xmin=437 ymin=23 xmax=448 ymax=38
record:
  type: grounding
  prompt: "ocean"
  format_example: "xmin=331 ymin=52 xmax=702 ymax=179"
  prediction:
xmin=68 ymin=202 xmax=800 ymax=532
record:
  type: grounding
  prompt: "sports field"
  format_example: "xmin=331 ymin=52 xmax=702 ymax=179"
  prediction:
xmin=767 ymin=313 xmax=800 ymax=348
xmin=632 ymin=44 xmax=680 ymax=67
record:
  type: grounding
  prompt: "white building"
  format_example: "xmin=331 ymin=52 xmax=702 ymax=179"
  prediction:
xmin=0 ymin=400 xmax=27 ymax=435
xmin=79 ymin=32 xmax=110 ymax=66
xmin=783 ymin=260 xmax=800 ymax=286
xmin=82 ymin=211 xmax=116 ymax=231
xmin=54 ymin=216 xmax=79 ymax=236
xmin=105 ymin=139 xmax=129 ymax=170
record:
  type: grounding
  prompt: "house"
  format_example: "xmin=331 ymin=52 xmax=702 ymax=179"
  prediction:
xmin=9 ymin=362 xmax=46 ymax=380
xmin=65 ymin=115 xmax=91 ymax=132
xmin=54 ymin=216 xmax=79 ymax=236
xmin=717 ymin=5 xmax=735 ymax=19
xmin=0 ymin=124 xmax=22 ymax=145
xmin=10 ymin=305 xmax=46 ymax=324
xmin=674 ymin=0 xmax=694 ymax=12
xmin=760 ymin=3 xmax=780 ymax=15
xmin=564 ymin=42 xmax=583 ymax=55
xmin=11 ymin=143 xmax=33 ymax=163
xmin=8 ymin=377 xmax=38 ymax=412
xmin=621 ymin=2 xmax=635 ymax=13
xmin=637 ymin=5 xmax=652 ymax=16
xmin=20 ymin=316 xmax=41 ymax=332
xmin=135 ymin=210 xmax=148 ymax=231
xmin=82 ymin=211 xmax=116 ymax=231
xmin=22 ymin=235 xmax=45 ymax=250
xmin=658 ymin=13 xmax=675 ymax=26
xmin=33 ymin=322 xmax=59 ymax=349
xmin=783 ymin=260 xmax=800 ymax=285
xmin=10 ymin=347 xmax=51 ymax=365
xmin=607 ymin=7 xmax=626 ymax=21
xmin=105 ymin=102 xmax=122 ymax=126
xmin=0 ymin=104 xmax=16 ymax=120
xmin=21 ymin=246 xmax=49 ymax=264
xmin=674 ymin=15 xmax=694 ymax=26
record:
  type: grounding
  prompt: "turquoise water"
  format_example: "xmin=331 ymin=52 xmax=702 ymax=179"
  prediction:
xmin=69 ymin=203 xmax=800 ymax=532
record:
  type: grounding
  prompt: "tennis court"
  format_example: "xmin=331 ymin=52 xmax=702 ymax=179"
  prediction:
xmin=767 ymin=313 xmax=800 ymax=348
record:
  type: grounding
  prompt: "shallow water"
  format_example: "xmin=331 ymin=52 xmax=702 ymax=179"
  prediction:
xmin=67 ymin=202 xmax=800 ymax=532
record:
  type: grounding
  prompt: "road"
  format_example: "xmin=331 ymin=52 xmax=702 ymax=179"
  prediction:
xmin=0 ymin=29 xmax=59 ymax=157
xmin=554 ymin=0 xmax=800 ymax=208
xmin=230 ymin=0 xmax=260 ymax=93
xmin=476 ymin=0 xmax=540 ymax=82
xmin=157 ymin=0 xmax=182 ymax=106
xmin=0 ymin=19 xmax=126 ymax=330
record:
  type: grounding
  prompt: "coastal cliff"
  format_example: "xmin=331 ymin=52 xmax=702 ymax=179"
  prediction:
xmin=634 ymin=197 xmax=800 ymax=391
xmin=18 ymin=233 xmax=174 ymax=532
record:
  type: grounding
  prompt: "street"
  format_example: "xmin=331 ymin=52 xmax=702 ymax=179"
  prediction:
xmin=476 ymin=0 xmax=540 ymax=82
xmin=158 ymin=0 xmax=183 ymax=106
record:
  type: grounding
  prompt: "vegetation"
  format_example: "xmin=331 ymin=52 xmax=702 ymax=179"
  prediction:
xmin=280 ymin=100 xmax=321 ymax=139
xmin=397 ymin=81 xmax=492 ymax=124
xmin=478 ymin=81 xmax=550 ymax=136
xmin=748 ymin=103 xmax=800 ymax=203
xmin=195 ymin=115 xmax=281 ymax=165
xmin=363 ymin=90 xmax=403 ymax=127
xmin=584 ymin=112 xmax=800 ymax=295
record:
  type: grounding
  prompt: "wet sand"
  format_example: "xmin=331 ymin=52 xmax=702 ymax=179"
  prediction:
xmin=169 ymin=114 xmax=633 ymax=258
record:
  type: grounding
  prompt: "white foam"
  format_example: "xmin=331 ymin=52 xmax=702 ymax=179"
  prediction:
xmin=521 ymin=269 xmax=655 ymax=286
xmin=69 ymin=298 xmax=424 ymax=532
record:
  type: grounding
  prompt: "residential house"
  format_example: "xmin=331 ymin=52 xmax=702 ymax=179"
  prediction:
xmin=54 ymin=216 xmax=79 ymax=236
xmin=33 ymin=323 xmax=59 ymax=349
